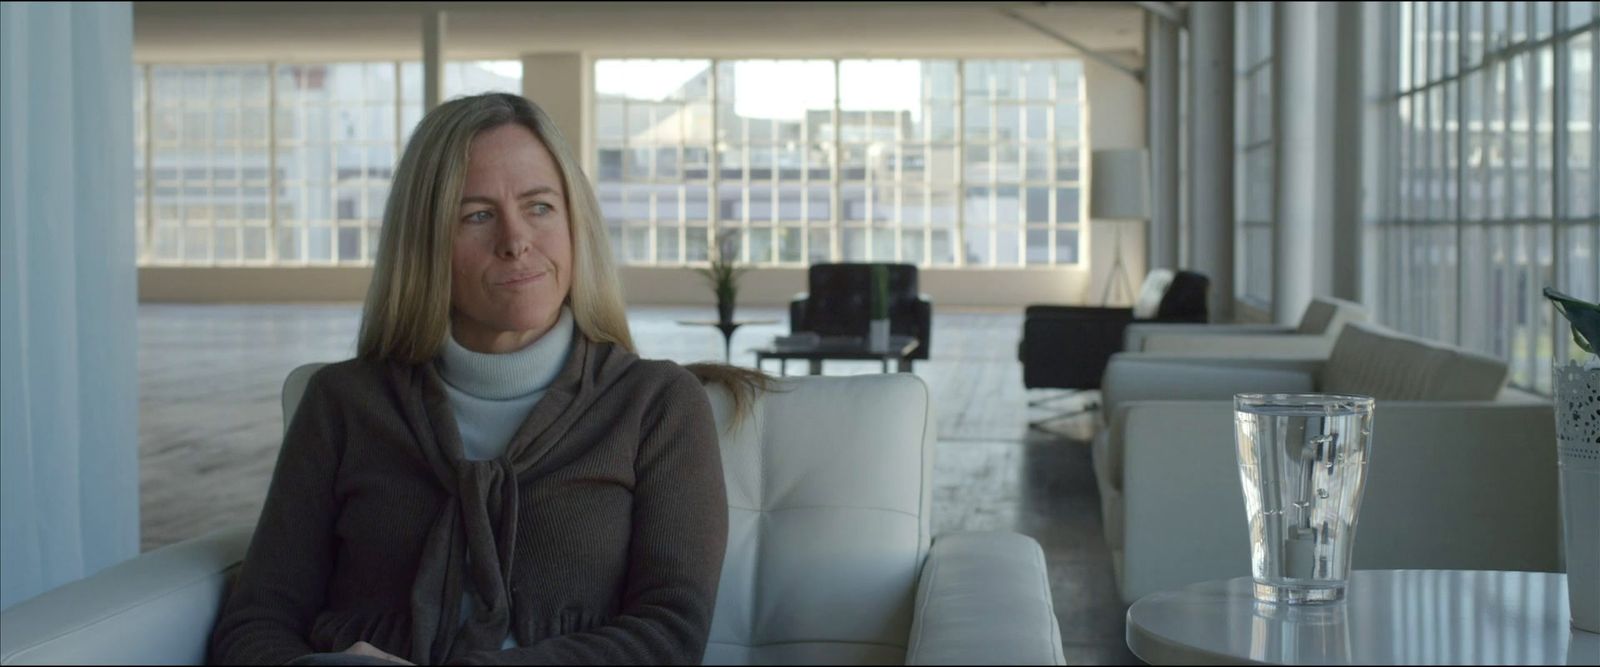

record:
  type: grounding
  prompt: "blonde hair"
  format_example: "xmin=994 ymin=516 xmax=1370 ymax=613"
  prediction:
xmin=357 ymin=93 xmax=773 ymax=419
xmin=357 ymin=93 xmax=633 ymax=363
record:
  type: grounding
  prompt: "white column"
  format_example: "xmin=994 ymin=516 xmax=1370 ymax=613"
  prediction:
xmin=1187 ymin=1 xmax=1235 ymax=321
xmin=1 ymin=1 xmax=139 ymax=610
xmin=520 ymin=53 xmax=591 ymax=174
xmin=422 ymin=9 xmax=445 ymax=112
xmin=1145 ymin=10 xmax=1181 ymax=272
xmin=1329 ymin=1 xmax=1366 ymax=303
xmin=1274 ymin=1 xmax=1365 ymax=324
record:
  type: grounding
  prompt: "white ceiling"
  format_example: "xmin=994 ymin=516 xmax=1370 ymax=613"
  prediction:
xmin=133 ymin=1 xmax=1147 ymax=63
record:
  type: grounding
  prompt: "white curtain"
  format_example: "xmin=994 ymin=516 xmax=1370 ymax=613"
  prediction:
xmin=0 ymin=1 xmax=139 ymax=610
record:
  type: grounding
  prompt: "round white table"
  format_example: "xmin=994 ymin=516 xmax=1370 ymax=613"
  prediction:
xmin=1127 ymin=570 xmax=1600 ymax=665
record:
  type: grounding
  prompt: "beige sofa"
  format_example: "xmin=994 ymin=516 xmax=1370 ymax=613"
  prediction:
xmin=1094 ymin=322 xmax=1559 ymax=604
xmin=1122 ymin=295 xmax=1369 ymax=359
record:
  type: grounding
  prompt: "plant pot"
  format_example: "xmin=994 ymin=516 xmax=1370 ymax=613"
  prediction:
xmin=868 ymin=318 xmax=890 ymax=353
xmin=1554 ymin=359 xmax=1600 ymax=633
xmin=716 ymin=299 xmax=735 ymax=326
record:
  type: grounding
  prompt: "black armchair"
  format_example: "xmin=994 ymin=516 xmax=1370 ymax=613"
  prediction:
xmin=790 ymin=263 xmax=933 ymax=361
xmin=1018 ymin=270 xmax=1210 ymax=425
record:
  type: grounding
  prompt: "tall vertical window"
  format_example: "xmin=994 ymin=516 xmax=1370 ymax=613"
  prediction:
xmin=594 ymin=59 xmax=716 ymax=265
xmin=1235 ymin=2 xmax=1274 ymax=309
xmin=963 ymin=61 xmax=1084 ymax=267
xmin=133 ymin=60 xmax=521 ymax=267
xmin=1375 ymin=2 xmax=1598 ymax=394
xmin=145 ymin=65 xmax=271 ymax=264
xmin=593 ymin=58 xmax=1086 ymax=268
xmin=840 ymin=60 xmax=960 ymax=265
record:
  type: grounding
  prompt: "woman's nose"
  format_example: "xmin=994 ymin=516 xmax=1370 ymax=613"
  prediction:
xmin=496 ymin=216 xmax=533 ymax=258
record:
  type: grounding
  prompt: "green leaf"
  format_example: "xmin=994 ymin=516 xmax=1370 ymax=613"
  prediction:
xmin=1544 ymin=286 xmax=1600 ymax=354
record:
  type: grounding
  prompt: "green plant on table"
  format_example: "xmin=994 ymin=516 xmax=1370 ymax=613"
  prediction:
xmin=870 ymin=264 xmax=890 ymax=321
xmin=1544 ymin=286 xmax=1600 ymax=355
xmin=696 ymin=229 xmax=746 ymax=323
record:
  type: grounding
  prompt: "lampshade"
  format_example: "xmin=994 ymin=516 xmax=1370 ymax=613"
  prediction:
xmin=1089 ymin=148 xmax=1150 ymax=220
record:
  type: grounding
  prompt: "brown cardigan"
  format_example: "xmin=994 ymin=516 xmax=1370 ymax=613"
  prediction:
xmin=208 ymin=335 xmax=728 ymax=665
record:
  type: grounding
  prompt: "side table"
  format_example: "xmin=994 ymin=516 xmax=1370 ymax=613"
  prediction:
xmin=676 ymin=319 xmax=780 ymax=363
xmin=1126 ymin=569 xmax=1599 ymax=665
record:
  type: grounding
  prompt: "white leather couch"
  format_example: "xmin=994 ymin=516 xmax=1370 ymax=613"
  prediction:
xmin=1122 ymin=295 xmax=1369 ymax=358
xmin=0 ymin=371 xmax=1064 ymax=666
xmin=1093 ymin=322 xmax=1560 ymax=604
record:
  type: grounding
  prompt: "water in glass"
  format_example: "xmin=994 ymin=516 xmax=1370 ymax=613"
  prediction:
xmin=1234 ymin=394 xmax=1374 ymax=604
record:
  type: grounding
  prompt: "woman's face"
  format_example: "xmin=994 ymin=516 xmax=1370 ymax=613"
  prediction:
xmin=449 ymin=123 xmax=573 ymax=354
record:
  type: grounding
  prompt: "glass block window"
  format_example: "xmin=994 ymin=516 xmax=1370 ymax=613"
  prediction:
xmin=1374 ymin=1 xmax=1598 ymax=394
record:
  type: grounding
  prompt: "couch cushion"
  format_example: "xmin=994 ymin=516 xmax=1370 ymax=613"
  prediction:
xmin=703 ymin=374 xmax=934 ymax=657
xmin=1132 ymin=269 xmax=1174 ymax=319
xmin=1321 ymin=323 xmax=1508 ymax=400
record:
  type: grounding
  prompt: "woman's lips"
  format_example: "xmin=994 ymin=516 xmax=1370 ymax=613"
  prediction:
xmin=496 ymin=270 xmax=547 ymax=287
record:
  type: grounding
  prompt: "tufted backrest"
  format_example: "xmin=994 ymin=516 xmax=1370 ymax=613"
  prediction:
xmin=701 ymin=374 xmax=936 ymax=666
xmin=1321 ymin=323 xmax=1509 ymax=400
xmin=1295 ymin=296 xmax=1370 ymax=336
xmin=282 ymin=366 xmax=938 ymax=664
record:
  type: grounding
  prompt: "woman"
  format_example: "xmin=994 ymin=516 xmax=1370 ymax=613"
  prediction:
xmin=210 ymin=93 xmax=763 ymax=665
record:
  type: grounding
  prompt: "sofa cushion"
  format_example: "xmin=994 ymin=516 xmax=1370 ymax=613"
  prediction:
xmin=1321 ymin=323 xmax=1508 ymax=400
xmin=1132 ymin=269 xmax=1174 ymax=319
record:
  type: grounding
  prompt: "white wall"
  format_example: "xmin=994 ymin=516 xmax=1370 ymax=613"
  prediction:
xmin=1083 ymin=56 xmax=1148 ymax=306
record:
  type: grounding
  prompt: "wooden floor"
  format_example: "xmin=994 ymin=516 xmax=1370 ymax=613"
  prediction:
xmin=138 ymin=303 xmax=1139 ymax=665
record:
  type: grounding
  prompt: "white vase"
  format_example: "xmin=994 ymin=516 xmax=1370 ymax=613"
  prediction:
xmin=868 ymin=318 xmax=890 ymax=352
xmin=1554 ymin=360 xmax=1600 ymax=634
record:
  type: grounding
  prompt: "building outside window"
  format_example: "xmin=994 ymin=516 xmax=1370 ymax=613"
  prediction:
xmin=133 ymin=60 xmax=520 ymax=267
xmin=593 ymin=58 xmax=1087 ymax=268
xmin=1374 ymin=1 xmax=1597 ymax=394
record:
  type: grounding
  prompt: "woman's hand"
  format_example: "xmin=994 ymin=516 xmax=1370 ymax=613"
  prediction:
xmin=342 ymin=641 xmax=414 ymax=665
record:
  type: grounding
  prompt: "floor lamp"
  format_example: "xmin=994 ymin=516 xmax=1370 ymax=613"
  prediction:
xmin=1090 ymin=148 xmax=1149 ymax=306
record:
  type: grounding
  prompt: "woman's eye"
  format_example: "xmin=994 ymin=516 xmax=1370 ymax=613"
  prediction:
xmin=530 ymin=202 xmax=554 ymax=216
xmin=463 ymin=210 xmax=493 ymax=224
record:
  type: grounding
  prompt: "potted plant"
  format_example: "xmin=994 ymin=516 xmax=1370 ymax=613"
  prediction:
xmin=868 ymin=264 xmax=891 ymax=352
xmin=697 ymin=229 xmax=746 ymax=327
xmin=1544 ymin=286 xmax=1599 ymax=633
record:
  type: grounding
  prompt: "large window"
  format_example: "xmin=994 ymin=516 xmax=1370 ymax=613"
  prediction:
xmin=1375 ymin=2 xmax=1598 ymax=394
xmin=594 ymin=58 xmax=1086 ymax=268
xmin=133 ymin=60 xmax=520 ymax=266
xmin=1235 ymin=2 xmax=1274 ymax=309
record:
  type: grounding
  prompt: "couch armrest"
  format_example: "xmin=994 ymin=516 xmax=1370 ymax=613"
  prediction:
xmin=906 ymin=532 xmax=1064 ymax=666
xmin=0 ymin=524 xmax=252 ymax=666
xmin=1100 ymin=355 xmax=1318 ymax=418
xmin=1124 ymin=323 xmax=1292 ymax=351
xmin=1138 ymin=332 xmax=1336 ymax=358
xmin=1115 ymin=400 xmax=1560 ymax=604
xmin=789 ymin=292 xmax=809 ymax=333
xmin=913 ymin=296 xmax=933 ymax=360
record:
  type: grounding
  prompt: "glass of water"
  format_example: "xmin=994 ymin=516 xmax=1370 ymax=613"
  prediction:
xmin=1234 ymin=393 xmax=1375 ymax=604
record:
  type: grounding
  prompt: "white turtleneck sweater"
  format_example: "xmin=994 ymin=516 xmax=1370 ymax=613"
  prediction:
xmin=437 ymin=307 xmax=575 ymax=462
xmin=436 ymin=306 xmax=575 ymax=649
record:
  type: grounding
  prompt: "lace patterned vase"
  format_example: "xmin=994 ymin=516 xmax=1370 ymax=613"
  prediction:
xmin=1554 ymin=361 xmax=1600 ymax=633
